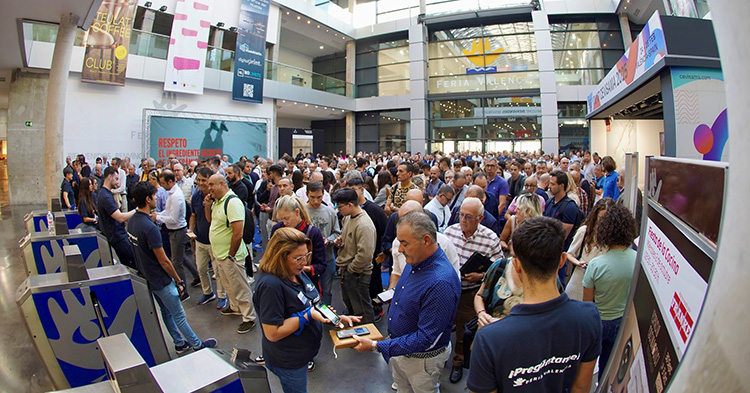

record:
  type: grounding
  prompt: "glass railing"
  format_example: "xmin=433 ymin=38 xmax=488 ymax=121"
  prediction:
xmin=266 ymin=60 xmax=355 ymax=97
xmin=23 ymin=21 xmax=354 ymax=97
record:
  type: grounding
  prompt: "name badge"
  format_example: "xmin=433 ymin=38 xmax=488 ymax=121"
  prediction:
xmin=297 ymin=291 xmax=308 ymax=305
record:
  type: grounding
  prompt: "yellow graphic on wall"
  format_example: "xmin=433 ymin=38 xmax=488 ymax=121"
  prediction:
xmin=462 ymin=38 xmax=505 ymax=67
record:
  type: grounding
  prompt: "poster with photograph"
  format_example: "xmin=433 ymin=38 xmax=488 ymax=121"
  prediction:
xmin=81 ymin=0 xmax=137 ymax=86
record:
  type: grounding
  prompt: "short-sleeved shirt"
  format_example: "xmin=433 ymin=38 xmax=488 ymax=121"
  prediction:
xmin=582 ymin=248 xmax=637 ymax=320
xmin=387 ymin=181 xmax=419 ymax=209
xmin=467 ymin=293 xmax=601 ymax=393
xmin=191 ymin=190 xmax=211 ymax=245
xmin=487 ymin=174 xmax=509 ymax=199
xmin=127 ymin=211 xmax=172 ymax=290
xmin=444 ymin=223 xmax=504 ymax=291
xmin=208 ymin=191 xmax=248 ymax=261
xmin=60 ymin=179 xmax=75 ymax=207
xmin=253 ymin=272 xmax=322 ymax=369
xmin=97 ymin=187 xmax=128 ymax=244
xmin=543 ymin=195 xmax=580 ymax=249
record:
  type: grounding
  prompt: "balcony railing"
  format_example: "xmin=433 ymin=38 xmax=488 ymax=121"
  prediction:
xmin=23 ymin=22 xmax=354 ymax=97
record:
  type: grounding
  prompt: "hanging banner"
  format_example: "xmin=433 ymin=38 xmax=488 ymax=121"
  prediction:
xmin=232 ymin=0 xmax=271 ymax=103
xmin=81 ymin=0 xmax=137 ymax=86
xmin=587 ymin=11 xmax=667 ymax=114
xmin=164 ymin=0 xmax=215 ymax=94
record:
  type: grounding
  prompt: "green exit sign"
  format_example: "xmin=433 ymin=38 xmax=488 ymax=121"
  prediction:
xmin=25 ymin=121 xmax=32 ymax=127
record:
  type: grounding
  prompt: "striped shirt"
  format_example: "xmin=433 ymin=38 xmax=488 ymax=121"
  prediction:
xmin=444 ymin=223 xmax=504 ymax=290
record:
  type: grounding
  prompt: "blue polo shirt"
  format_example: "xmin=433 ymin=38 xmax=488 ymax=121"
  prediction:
xmin=543 ymin=195 xmax=580 ymax=249
xmin=601 ymin=171 xmax=620 ymax=200
xmin=487 ymin=174 xmax=509 ymax=200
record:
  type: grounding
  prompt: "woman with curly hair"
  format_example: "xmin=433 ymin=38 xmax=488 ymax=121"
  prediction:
xmin=565 ymin=197 xmax=617 ymax=300
xmin=582 ymin=202 xmax=638 ymax=379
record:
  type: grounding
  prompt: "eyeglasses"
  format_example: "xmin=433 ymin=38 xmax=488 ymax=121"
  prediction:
xmin=292 ymin=252 xmax=312 ymax=264
xmin=459 ymin=213 xmax=478 ymax=221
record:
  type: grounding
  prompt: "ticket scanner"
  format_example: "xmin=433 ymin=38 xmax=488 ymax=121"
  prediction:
xmin=19 ymin=226 xmax=114 ymax=276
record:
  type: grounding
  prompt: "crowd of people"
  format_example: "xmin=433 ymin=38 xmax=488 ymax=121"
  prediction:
xmin=58 ymin=148 xmax=640 ymax=393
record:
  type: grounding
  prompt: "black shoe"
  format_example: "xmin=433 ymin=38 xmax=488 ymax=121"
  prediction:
xmin=449 ymin=365 xmax=463 ymax=384
xmin=190 ymin=278 xmax=201 ymax=288
xmin=237 ymin=320 xmax=256 ymax=334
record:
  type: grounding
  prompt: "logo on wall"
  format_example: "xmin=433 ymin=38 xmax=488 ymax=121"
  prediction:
xmin=693 ymin=109 xmax=728 ymax=161
xmin=462 ymin=38 xmax=504 ymax=74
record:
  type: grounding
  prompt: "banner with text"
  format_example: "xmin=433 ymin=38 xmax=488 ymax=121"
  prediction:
xmin=232 ymin=0 xmax=271 ymax=103
xmin=81 ymin=0 xmax=137 ymax=86
xmin=587 ymin=11 xmax=667 ymax=114
xmin=164 ymin=0 xmax=214 ymax=94
xmin=149 ymin=117 xmax=267 ymax=164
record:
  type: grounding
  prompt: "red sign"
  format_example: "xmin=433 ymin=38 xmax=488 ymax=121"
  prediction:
xmin=669 ymin=292 xmax=694 ymax=343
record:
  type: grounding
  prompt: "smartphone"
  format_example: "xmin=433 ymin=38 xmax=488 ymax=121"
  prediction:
xmin=336 ymin=326 xmax=370 ymax=339
xmin=314 ymin=303 xmax=341 ymax=326
xmin=375 ymin=288 xmax=395 ymax=304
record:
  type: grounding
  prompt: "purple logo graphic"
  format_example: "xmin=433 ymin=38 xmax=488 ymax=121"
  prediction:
xmin=693 ymin=109 xmax=728 ymax=161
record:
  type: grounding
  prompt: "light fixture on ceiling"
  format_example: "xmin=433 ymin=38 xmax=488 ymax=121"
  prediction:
xmin=217 ymin=22 xmax=225 ymax=27
xmin=297 ymin=15 xmax=301 ymax=20
xmin=144 ymin=1 xmax=152 ymax=7
xmin=158 ymin=5 xmax=167 ymax=11
xmin=320 ymin=45 xmax=324 ymax=49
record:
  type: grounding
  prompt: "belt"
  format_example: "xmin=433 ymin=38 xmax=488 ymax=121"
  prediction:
xmin=404 ymin=345 xmax=448 ymax=359
xmin=167 ymin=226 xmax=187 ymax=232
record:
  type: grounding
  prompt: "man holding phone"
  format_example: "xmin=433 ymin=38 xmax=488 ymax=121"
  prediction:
xmin=353 ymin=212 xmax=461 ymax=393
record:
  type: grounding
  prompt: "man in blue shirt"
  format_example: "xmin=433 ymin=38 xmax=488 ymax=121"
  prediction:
xmin=484 ymin=158 xmax=509 ymax=218
xmin=467 ymin=217 xmax=600 ymax=393
xmin=353 ymin=211 xmax=460 ymax=393
xmin=544 ymin=170 xmax=583 ymax=283
xmin=128 ymin=181 xmax=216 ymax=353
xmin=98 ymin=166 xmax=137 ymax=269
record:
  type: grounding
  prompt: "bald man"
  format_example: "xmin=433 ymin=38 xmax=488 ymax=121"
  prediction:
xmin=206 ymin=174 xmax=256 ymax=334
xmin=445 ymin=185 xmax=502 ymax=237
xmin=444 ymin=197 xmax=504 ymax=383
xmin=388 ymin=201 xmax=460 ymax=289
xmin=381 ymin=189 xmax=441 ymax=274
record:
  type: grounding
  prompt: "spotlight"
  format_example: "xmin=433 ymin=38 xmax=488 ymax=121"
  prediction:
xmin=217 ymin=22 xmax=225 ymax=27
xmin=158 ymin=5 xmax=167 ymax=12
xmin=229 ymin=26 xmax=237 ymax=32
xmin=144 ymin=1 xmax=152 ymax=7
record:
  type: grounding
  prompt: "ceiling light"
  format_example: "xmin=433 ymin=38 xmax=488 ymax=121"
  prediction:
xmin=286 ymin=11 xmax=290 ymax=14
xmin=320 ymin=45 xmax=324 ymax=49
xmin=297 ymin=15 xmax=301 ymax=20
xmin=158 ymin=5 xmax=167 ymax=12
xmin=307 ymin=20 xmax=311 ymax=24
xmin=317 ymin=25 xmax=320 ymax=28
xmin=305 ymin=104 xmax=308 ymax=107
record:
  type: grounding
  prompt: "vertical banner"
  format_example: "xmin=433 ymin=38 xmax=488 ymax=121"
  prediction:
xmin=164 ymin=0 xmax=214 ymax=94
xmin=81 ymin=0 xmax=137 ymax=86
xmin=232 ymin=0 xmax=271 ymax=103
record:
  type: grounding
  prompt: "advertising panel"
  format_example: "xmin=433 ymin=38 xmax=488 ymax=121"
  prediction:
xmin=587 ymin=11 xmax=667 ymax=114
xmin=149 ymin=117 xmax=267 ymax=164
xmin=164 ymin=0 xmax=215 ymax=94
xmin=597 ymin=157 xmax=724 ymax=393
xmin=81 ymin=0 xmax=138 ymax=86
xmin=670 ymin=67 xmax=727 ymax=162
xmin=232 ymin=0 xmax=271 ymax=103
xmin=430 ymin=71 xmax=539 ymax=94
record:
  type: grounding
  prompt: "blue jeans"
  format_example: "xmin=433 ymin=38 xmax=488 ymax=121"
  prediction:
xmin=320 ymin=258 xmax=336 ymax=305
xmin=266 ymin=361 xmax=308 ymax=393
xmin=152 ymin=282 xmax=202 ymax=348
xmin=599 ymin=317 xmax=622 ymax=381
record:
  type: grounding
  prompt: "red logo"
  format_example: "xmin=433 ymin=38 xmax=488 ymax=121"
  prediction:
xmin=669 ymin=293 xmax=693 ymax=343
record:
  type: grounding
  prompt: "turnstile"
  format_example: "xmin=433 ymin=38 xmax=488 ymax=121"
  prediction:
xmin=19 ymin=227 xmax=114 ymax=276
xmin=49 ymin=334 xmax=271 ymax=393
xmin=17 ymin=262 xmax=170 ymax=389
xmin=25 ymin=209 xmax=84 ymax=234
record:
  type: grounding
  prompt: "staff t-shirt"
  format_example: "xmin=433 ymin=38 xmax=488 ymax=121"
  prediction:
xmin=253 ymin=272 xmax=322 ymax=369
xmin=467 ymin=293 xmax=601 ymax=393
xmin=127 ymin=211 xmax=172 ymax=290
xmin=97 ymin=187 xmax=128 ymax=244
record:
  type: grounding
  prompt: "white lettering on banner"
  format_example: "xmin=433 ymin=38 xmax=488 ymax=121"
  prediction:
xmin=641 ymin=218 xmax=708 ymax=358
xmin=433 ymin=73 xmax=536 ymax=92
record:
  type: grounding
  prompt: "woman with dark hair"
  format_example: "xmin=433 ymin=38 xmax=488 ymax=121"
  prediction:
xmin=599 ymin=156 xmax=620 ymax=200
xmin=291 ymin=170 xmax=304 ymax=192
xmin=253 ymin=228 xmax=359 ymax=392
xmin=363 ymin=176 xmax=377 ymax=202
xmin=565 ymin=198 xmax=617 ymax=300
xmin=582 ymin=203 xmax=638 ymax=379
xmin=77 ymin=177 xmax=99 ymax=228
xmin=321 ymin=170 xmax=335 ymax=193
xmin=373 ymin=170 xmax=393 ymax=208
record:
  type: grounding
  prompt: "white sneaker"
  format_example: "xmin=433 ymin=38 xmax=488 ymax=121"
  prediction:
xmin=391 ymin=382 xmax=398 ymax=391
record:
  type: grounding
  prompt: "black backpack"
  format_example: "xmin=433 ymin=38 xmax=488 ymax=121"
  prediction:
xmin=556 ymin=197 xmax=585 ymax=234
xmin=223 ymin=195 xmax=255 ymax=244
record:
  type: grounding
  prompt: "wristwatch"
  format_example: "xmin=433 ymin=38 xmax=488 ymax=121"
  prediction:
xmin=371 ymin=341 xmax=378 ymax=352
xmin=228 ymin=254 xmax=236 ymax=262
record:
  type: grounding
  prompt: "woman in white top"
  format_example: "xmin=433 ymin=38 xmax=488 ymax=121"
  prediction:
xmin=564 ymin=197 xmax=616 ymax=300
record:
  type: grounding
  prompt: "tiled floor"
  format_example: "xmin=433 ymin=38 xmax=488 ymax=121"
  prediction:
xmin=0 ymin=204 xmax=480 ymax=393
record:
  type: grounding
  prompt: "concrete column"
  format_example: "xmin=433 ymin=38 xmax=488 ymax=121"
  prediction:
xmin=533 ymin=10 xmax=559 ymax=155
xmin=408 ymin=22 xmax=428 ymax=154
xmin=345 ymin=41 xmax=356 ymax=153
xmin=666 ymin=0 xmax=750 ymax=389
xmin=45 ymin=13 xmax=79 ymax=209
xmin=7 ymin=71 xmax=49 ymax=205
xmin=619 ymin=13 xmax=633 ymax=47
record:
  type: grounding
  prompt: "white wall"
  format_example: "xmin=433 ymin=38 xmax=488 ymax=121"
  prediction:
xmin=589 ymin=118 xmax=662 ymax=189
xmin=278 ymin=47 xmax=313 ymax=71
xmin=135 ymin=0 xmax=243 ymax=28
xmin=63 ymin=76 xmax=274 ymax=162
